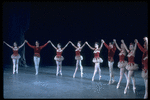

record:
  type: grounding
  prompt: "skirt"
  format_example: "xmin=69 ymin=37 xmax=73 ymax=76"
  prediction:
xmin=11 ymin=54 xmax=21 ymax=59
xmin=141 ymin=69 xmax=148 ymax=79
xmin=118 ymin=61 xmax=128 ymax=68
xmin=75 ymin=55 xmax=83 ymax=60
xmin=92 ymin=57 xmax=103 ymax=63
xmin=54 ymin=56 xmax=64 ymax=61
xmin=125 ymin=63 xmax=139 ymax=71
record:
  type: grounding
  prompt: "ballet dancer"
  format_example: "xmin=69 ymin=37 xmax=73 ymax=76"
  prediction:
xmin=3 ymin=41 xmax=26 ymax=74
xmin=70 ymin=41 xmax=86 ymax=78
xmin=135 ymin=37 xmax=148 ymax=99
xmin=121 ymin=40 xmax=139 ymax=94
xmin=102 ymin=39 xmax=116 ymax=84
xmin=25 ymin=40 xmax=50 ymax=75
xmin=49 ymin=41 xmax=70 ymax=76
xmin=86 ymin=40 xmax=104 ymax=81
xmin=113 ymin=39 xmax=128 ymax=89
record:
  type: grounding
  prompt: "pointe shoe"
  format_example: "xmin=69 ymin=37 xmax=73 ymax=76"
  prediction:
xmin=99 ymin=76 xmax=101 ymax=80
xmin=133 ymin=87 xmax=136 ymax=93
xmin=81 ymin=73 xmax=83 ymax=78
xmin=60 ymin=72 xmax=62 ymax=76
xmin=108 ymin=80 xmax=111 ymax=85
xmin=35 ymin=73 xmax=38 ymax=75
xmin=13 ymin=72 xmax=15 ymax=74
xmin=112 ymin=79 xmax=115 ymax=83
xmin=124 ymin=88 xmax=127 ymax=94
xmin=73 ymin=74 xmax=75 ymax=78
xmin=56 ymin=73 xmax=58 ymax=76
xmin=116 ymin=83 xmax=120 ymax=89
xmin=128 ymin=86 xmax=130 ymax=89
xmin=16 ymin=70 xmax=18 ymax=74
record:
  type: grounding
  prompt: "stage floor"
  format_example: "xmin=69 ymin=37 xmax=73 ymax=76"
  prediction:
xmin=3 ymin=65 xmax=145 ymax=99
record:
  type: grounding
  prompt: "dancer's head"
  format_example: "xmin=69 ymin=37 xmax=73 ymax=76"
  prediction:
xmin=35 ymin=41 xmax=39 ymax=47
xmin=95 ymin=42 xmax=99 ymax=49
xmin=13 ymin=42 xmax=17 ymax=47
xmin=129 ymin=43 xmax=134 ymax=50
xmin=57 ymin=43 xmax=61 ymax=49
xmin=109 ymin=42 xmax=114 ymax=48
xmin=77 ymin=41 xmax=81 ymax=47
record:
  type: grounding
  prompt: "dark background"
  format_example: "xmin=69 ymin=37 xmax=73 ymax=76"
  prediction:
xmin=3 ymin=2 xmax=148 ymax=69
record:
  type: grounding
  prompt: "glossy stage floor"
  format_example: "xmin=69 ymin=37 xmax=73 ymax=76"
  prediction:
xmin=3 ymin=65 xmax=145 ymax=99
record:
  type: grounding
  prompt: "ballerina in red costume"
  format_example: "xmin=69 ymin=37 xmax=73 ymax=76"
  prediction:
xmin=49 ymin=41 xmax=70 ymax=76
xmin=121 ymin=40 xmax=139 ymax=94
xmin=135 ymin=37 xmax=148 ymax=99
xmin=102 ymin=39 xmax=116 ymax=84
xmin=113 ymin=39 xmax=128 ymax=89
xmin=86 ymin=40 xmax=104 ymax=81
xmin=26 ymin=40 xmax=50 ymax=75
xmin=70 ymin=41 xmax=86 ymax=78
xmin=3 ymin=41 xmax=26 ymax=74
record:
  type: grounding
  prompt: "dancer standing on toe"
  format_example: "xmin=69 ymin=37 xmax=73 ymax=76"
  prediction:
xmin=102 ymin=39 xmax=116 ymax=84
xmin=135 ymin=37 xmax=148 ymax=99
xmin=113 ymin=39 xmax=128 ymax=89
xmin=3 ymin=41 xmax=26 ymax=74
xmin=70 ymin=41 xmax=86 ymax=78
xmin=121 ymin=39 xmax=139 ymax=94
xmin=26 ymin=40 xmax=50 ymax=75
xmin=49 ymin=41 xmax=70 ymax=76
xmin=86 ymin=40 xmax=104 ymax=81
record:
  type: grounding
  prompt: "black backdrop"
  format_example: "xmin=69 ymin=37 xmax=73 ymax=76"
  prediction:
xmin=3 ymin=2 xmax=148 ymax=69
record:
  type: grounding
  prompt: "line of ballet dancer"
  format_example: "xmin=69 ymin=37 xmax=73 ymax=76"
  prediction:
xmin=3 ymin=37 xmax=148 ymax=99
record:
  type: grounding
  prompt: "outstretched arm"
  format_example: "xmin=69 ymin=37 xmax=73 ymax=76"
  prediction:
xmin=3 ymin=41 xmax=13 ymax=49
xmin=40 ymin=41 xmax=49 ymax=49
xmin=113 ymin=39 xmax=121 ymax=51
xmin=49 ymin=41 xmax=57 ymax=50
xmin=99 ymin=40 xmax=104 ymax=50
xmin=121 ymin=40 xmax=129 ymax=53
xmin=81 ymin=42 xmax=86 ymax=49
xmin=70 ymin=41 xmax=77 ymax=49
xmin=18 ymin=40 xmax=26 ymax=49
xmin=85 ymin=42 xmax=95 ymax=50
xmin=25 ymin=40 xmax=35 ymax=49
xmin=102 ymin=39 xmax=110 ymax=49
xmin=135 ymin=39 xmax=145 ymax=53
xmin=62 ymin=41 xmax=70 ymax=51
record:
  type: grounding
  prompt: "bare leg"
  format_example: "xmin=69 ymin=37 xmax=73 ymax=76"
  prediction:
xmin=12 ymin=59 xmax=16 ymax=74
xmin=73 ymin=60 xmax=79 ymax=78
xmin=124 ymin=70 xmax=134 ymax=94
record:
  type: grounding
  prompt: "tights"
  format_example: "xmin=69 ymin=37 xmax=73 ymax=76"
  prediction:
xmin=56 ymin=61 xmax=62 ymax=76
xmin=34 ymin=56 xmax=40 ymax=75
xmin=92 ymin=63 xmax=101 ymax=81
xmin=12 ymin=59 xmax=19 ymax=74
xmin=73 ymin=60 xmax=83 ymax=78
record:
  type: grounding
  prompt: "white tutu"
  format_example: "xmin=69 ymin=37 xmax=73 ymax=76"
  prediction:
xmin=141 ymin=70 xmax=148 ymax=79
xmin=92 ymin=57 xmax=103 ymax=63
xmin=75 ymin=55 xmax=83 ymax=60
xmin=125 ymin=63 xmax=139 ymax=71
xmin=54 ymin=56 xmax=64 ymax=61
xmin=118 ymin=61 xmax=128 ymax=68
xmin=11 ymin=54 xmax=21 ymax=59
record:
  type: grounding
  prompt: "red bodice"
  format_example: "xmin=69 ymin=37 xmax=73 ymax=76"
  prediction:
xmin=75 ymin=51 xmax=80 ymax=56
xmin=56 ymin=52 xmax=62 ymax=57
xmin=119 ymin=54 xmax=125 ymax=62
xmin=94 ymin=52 xmax=100 ymax=58
xmin=13 ymin=50 xmax=19 ymax=56
xmin=128 ymin=56 xmax=135 ymax=65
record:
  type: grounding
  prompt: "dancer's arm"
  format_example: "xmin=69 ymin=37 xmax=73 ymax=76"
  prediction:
xmin=81 ymin=42 xmax=86 ymax=49
xmin=18 ymin=40 xmax=26 ymax=49
xmin=49 ymin=40 xmax=57 ymax=50
xmin=135 ymin=39 xmax=145 ymax=53
xmin=99 ymin=40 xmax=104 ymax=50
xmin=62 ymin=41 xmax=70 ymax=51
xmin=102 ymin=39 xmax=110 ymax=49
xmin=3 ymin=41 xmax=13 ymax=49
xmin=85 ymin=42 xmax=95 ymax=50
xmin=26 ymin=40 xmax=35 ymax=49
xmin=121 ymin=40 xmax=129 ymax=53
xmin=133 ymin=39 xmax=137 ymax=53
xmin=40 ymin=41 xmax=49 ymax=49
xmin=70 ymin=41 xmax=77 ymax=49
xmin=113 ymin=39 xmax=121 ymax=51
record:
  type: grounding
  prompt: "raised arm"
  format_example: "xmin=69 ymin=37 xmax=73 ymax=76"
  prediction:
xmin=70 ymin=41 xmax=77 ymax=49
xmin=133 ymin=39 xmax=137 ymax=53
xmin=26 ymin=40 xmax=35 ymax=49
xmin=102 ymin=39 xmax=110 ymax=49
xmin=121 ymin=40 xmax=129 ymax=53
xmin=113 ymin=39 xmax=121 ymax=51
xmin=135 ymin=39 xmax=145 ymax=53
xmin=3 ymin=41 xmax=13 ymax=49
xmin=62 ymin=41 xmax=70 ymax=51
xmin=40 ymin=41 xmax=49 ymax=49
xmin=85 ymin=42 xmax=95 ymax=50
xmin=81 ymin=42 xmax=86 ymax=49
xmin=18 ymin=40 xmax=26 ymax=49
xmin=49 ymin=41 xmax=57 ymax=50
xmin=99 ymin=40 xmax=104 ymax=50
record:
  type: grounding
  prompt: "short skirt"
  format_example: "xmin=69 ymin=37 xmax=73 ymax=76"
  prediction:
xmin=92 ymin=57 xmax=103 ymax=63
xmin=54 ymin=56 xmax=64 ymax=61
xmin=11 ymin=54 xmax=21 ymax=59
xmin=141 ymin=69 xmax=148 ymax=79
xmin=125 ymin=63 xmax=139 ymax=71
xmin=118 ymin=61 xmax=128 ymax=68
xmin=75 ymin=55 xmax=83 ymax=60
